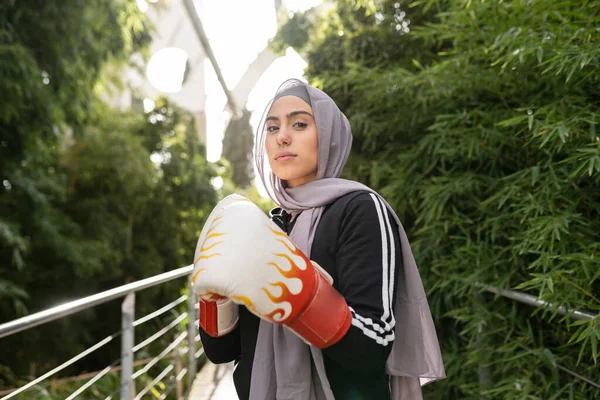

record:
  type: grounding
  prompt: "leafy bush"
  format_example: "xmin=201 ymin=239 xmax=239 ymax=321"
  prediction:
xmin=276 ymin=0 xmax=600 ymax=397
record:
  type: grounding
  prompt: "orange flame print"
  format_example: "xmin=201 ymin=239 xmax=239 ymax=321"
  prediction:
xmin=233 ymin=295 xmax=257 ymax=313
xmin=262 ymin=226 xmax=315 ymax=323
xmin=192 ymin=215 xmax=226 ymax=284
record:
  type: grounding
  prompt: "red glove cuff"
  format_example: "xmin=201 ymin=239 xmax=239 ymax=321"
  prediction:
xmin=199 ymin=297 xmax=239 ymax=338
xmin=286 ymin=268 xmax=352 ymax=349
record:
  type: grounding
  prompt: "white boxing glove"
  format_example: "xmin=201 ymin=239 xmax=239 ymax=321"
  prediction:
xmin=192 ymin=195 xmax=244 ymax=337
xmin=191 ymin=194 xmax=352 ymax=348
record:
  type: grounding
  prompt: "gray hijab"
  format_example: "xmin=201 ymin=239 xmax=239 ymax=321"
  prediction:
xmin=251 ymin=79 xmax=445 ymax=400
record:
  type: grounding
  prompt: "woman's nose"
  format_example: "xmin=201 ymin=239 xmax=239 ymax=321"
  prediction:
xmin=276 ymin=128 xmax=291 ymax=146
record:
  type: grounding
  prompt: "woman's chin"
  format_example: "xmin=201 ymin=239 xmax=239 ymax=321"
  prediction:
xmin=271 ymin=166 xmax=318 ymax=187
xmin=275 ymin=173 xmax=301 ymax=182
xmin=281 ymin=175 xmax=318 ymax=188
xmin=272 ymin=167 xmax=300 ymax=182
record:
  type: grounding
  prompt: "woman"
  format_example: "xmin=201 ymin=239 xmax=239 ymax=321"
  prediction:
xmin=198 ymin=79 xmax=445 ymax=399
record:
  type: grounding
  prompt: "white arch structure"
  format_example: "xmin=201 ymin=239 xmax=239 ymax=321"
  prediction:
xmin=115 ymin=0 xmax=330 ymax=145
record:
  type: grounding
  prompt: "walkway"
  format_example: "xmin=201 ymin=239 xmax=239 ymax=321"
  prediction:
xmin=188 ymin=361 xmax=238 ymax=400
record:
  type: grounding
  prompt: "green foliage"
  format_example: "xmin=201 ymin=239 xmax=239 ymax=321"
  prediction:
xmin=0 ymin=0 xmax=217 ymax=393
xmin=276 ymin=0 xmax=600 ymax=397
xmin=0 ymin=0 xmax=148 ymax=310
xmin=270 ymin=11 xmax=312 ymax=55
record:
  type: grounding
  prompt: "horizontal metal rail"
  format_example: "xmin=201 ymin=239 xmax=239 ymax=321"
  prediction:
xmin=132 ymin=332 xmax=186 ymax=380
xmin=0 ymin=265 xmax=193 ymax=339
xmin=158 ymin=381 xmax=176 ymax=400
xmin=0 ymin=355 xmax=175 ymax=397
xmin=64 ymin=365 xmax=113 ymax=400
xmin=195 ymin=347 xmax=205 ymax=359
xmin=516 ymin=344 xmax=600 ymax=389
xmin=133 ymin=295 xmax=187 ymax=327
xmin=481 ymin=285 xmax=599 ymax=388
xmin=176 ymin=367 xmax=188 ymax=382
xmin=133 ymin=313 xmax=187 ymax=353
xmin=0 ymin=331 xmax=120 ymax=400
xmin=103 ymin=351 xmax=182 ymax=400
xmin=105 ymin=389 xmax=118 ymax=400
xmin=134 ymin=364 xmax=174 ymax=400
xmin=556 ymin=364 xmax=600 ymax=389
xmin=481 ymin=284 xmax=597 ymax=321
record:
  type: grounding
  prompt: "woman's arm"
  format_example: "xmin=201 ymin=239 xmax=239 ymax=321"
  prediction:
xmin=322 ymin=193 xmax=401 ymax=375
xmin=198 ymin=306 xmax=242 ymax=364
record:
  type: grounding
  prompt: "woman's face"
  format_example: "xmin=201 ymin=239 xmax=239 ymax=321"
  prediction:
xmin=265 ymin=95 xmax=319 ymax=188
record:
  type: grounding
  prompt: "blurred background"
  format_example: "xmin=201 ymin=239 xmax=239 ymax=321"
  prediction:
xmin=0 ymin=0 xmax=599 ymax=399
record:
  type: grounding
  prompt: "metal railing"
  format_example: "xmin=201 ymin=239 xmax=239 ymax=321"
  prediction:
xmin=0 ymin=265 xmax=597 ymax=398
xmin=478 ymin=282 xmax=599 ymax=390
xmin=480 ymin=283 xmax=597 ymax=321
xmin=0 ymin=265 xmax=201 ymax=400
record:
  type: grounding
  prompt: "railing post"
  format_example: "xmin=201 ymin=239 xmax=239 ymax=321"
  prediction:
xmin=187 ymin=275 xmax=198 ymax=385
xmin=121 ymin=292 xmax=135 ymax=400
xmin=175 ymin=344 xmax=183 ymax=400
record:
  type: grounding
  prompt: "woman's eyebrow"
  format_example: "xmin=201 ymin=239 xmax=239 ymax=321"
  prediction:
xmin=266 ymin=110 xmax=314 ymax=122
xmin=287 ymin=110 xmax=314 ymax=119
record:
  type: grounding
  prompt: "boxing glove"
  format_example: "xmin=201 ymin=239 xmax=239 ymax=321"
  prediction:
xmin=191 ymin=194 xmax=352 ymax=348
xmin=197 ymin=296 xmax=238 ymax=338
xmin=192 ymin=195 xmax=243 ymax=337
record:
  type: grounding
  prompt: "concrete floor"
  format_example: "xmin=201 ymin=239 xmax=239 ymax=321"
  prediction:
xmin=188 ymin=361 xmax=238 ymax=400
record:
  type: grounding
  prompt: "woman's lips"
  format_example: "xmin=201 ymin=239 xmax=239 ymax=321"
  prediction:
xmin=277 ymin=155 xmax=296 ymax=162
xmin=275 ymin=152 xmax=297 ymax=162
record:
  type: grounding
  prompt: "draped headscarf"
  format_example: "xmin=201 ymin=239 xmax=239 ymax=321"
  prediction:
xmin=250 ymin=79 xmax=445 ymax=400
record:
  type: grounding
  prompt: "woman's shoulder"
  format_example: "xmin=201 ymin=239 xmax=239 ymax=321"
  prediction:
xmin=268 ymin=190 xmax=391 ymax=227
xmin=268 ymin=191 xmax=375 ymax=218
xmin=326 ymin=190 xmax=379 ymax=214
xmin=320 ymin=190 xmax=400 ymax=249
xmin=320 ymin=190 xmax=389 ymax=229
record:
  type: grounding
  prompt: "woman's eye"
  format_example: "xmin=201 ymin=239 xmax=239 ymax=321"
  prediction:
xmin=266 ymin=126 xmax=279 ymax=133
xmin=294 ymin=122 xmax=307 ymax=129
